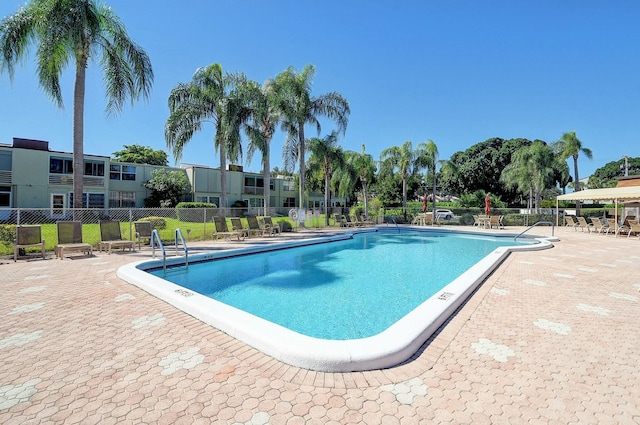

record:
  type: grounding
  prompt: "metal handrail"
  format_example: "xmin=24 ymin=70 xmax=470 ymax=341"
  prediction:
xmin=151 ymin=229 xmax=167 ymax=274
xmin=386 ymin=216 xmax=399 ymax=232
xmin=175 ymin=228 xmax=189 ymax=269
xmin=514 ymin=221 xmax=555 ymax=241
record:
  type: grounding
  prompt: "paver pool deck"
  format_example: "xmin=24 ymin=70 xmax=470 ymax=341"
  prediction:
xmin=1 ymin=225 xmax=639 ymax=424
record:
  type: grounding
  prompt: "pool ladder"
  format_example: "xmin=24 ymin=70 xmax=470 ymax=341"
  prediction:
xmin=151 ymin=228 xmax=189 ymax=274
xmin=386 ymin=216 xmax=400 ymax=232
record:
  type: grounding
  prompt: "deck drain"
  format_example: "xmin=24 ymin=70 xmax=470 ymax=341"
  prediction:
xmin=175 ymin=289 xmax=194 ymax=297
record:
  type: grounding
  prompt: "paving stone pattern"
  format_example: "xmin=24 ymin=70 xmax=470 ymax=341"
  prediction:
xmin=1 ymin=227 xmax=639 ymax=424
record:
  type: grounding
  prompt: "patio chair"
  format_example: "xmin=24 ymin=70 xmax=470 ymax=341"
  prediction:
xmin=627 ymin=220 xmax=640 ymax=239
xmin=14 ymin=225 xmax=46 ymax=262
xmin=261 ymin=216 xmax=281 ymax=236
xmin=576 ymin=216 xmax=593 ymax=233
xmin=607 ymin=218 xmax=630 ymax=236
xmin=489 ymin=215 xmax=502 ymax=229
xmin=230 ymin=217 xmax=250 ymax=239
xmin=99 ymin=220 xmax=135 ymax=254
xmin=333 ymin=213 xmax=345 ymax=227
xmin=565 ymin=216 xmax=579 ymax=231
xmin=589 ymin=217 xmax=608 ymax=235
xmin=134 ymin=221 xmax=153 ymax=250
xmin=246 ymin=216 xmax=267 ymax=237
xmin=213 ymin=216 xmax=244 ymax=241
xmin=55 ymin=221 xmax=92 ymax=260
xmin=344 ymin=214 xmax=360 ymax=227
xmin=355 ymin=211 xmax=374 ymax=226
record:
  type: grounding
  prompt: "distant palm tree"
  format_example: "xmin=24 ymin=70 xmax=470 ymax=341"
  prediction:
xmin=380 ymin=141 xmax=425 ymax=219
xmin=165 ymin=64 xmax=249 ymax=210
xmin=274 ymin=65 xmax=350 ymax=210
xmin=0 ymin=0 xmax=153 ymax=208
xmin=307 ymin=131 xmax=344 ymax=226
xmin=416 ymin=139 xmax=439 ymax=214
xmin=243 ymin=80 xmax=280 ymax=215
xmin=342 ymin=145 xmax=377 ymax=218
xmin=553 ymin=131 xmax=593 ymax=214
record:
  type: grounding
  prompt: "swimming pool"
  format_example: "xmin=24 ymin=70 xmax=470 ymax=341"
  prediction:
xmin=118 ymin=228 xmax=554 ymax=371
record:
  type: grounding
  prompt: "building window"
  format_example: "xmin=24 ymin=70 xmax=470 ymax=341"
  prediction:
xmin=283 ymin=197 xmax=296 ymax=208
xmin=283 ymin=180 xmax=295 ymax=191
xmin=84 ymin=160 xmax=105 ymax=177
xmin=196 ymin=195 xmax=219 ymax=206
xmin=50 ymin=157 xmax=73 ymax=174
xmin=110 ymin=164 xmax=136 ymax=181
xmin=69 ymin=192 xmax=105 ymax=208
xmin=0 ymin=186 xmax=11 ymax=207
xmin=109 ymin=191 xmax=136 ymax=208
xmin=247 ymin=198 xmax=264 ymax=208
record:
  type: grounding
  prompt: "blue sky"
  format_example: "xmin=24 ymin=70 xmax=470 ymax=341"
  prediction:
xmin=1 ymin=0 xmax=638 ymax=178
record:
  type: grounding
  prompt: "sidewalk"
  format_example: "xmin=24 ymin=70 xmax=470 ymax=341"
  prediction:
xmin=1 ymin=226 xmax=639 ymax=424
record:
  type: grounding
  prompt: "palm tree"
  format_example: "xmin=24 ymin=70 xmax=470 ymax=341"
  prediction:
xmin=416 ymin=139 xmax=439 ymax=214
xmin=342 ymin=144 xmax=377 ymax=218
xmin=501 ymin=141 xmax=555 ymax=211
xmin=274 ymin=65 xmax=350 ymax=210
xmin=307 ymin=131 xmax=345 ymax=226
xmin=380 ymin=141 xmax=424 ymax=220
xmin=553 ymin=131 xmax=593 ymax=214
xmin=165 ymin=64 xmax=249 ymax=211
xmin=243 ymin=79 xmax=280 ymax=216
xmin=0 ymin=0 xmax=153 ymax=208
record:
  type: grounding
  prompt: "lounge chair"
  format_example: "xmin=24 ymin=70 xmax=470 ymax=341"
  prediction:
xmin=333 ymin=213 xmax=345 ymax=227
xmin=134 ymin=221 xmax=153 ymax=250
xmin=576 ymin=216 xmax=592 ymax=233
xmin=344 ymin=214 xmax=360 ymax=227
xmin=261 ymin=216 xmax=281 ymax=236
xmin=213 ymin=216 xmax=244 ymax=241
xmin=489 ymin=215 xmax=502 ymax=229
xmin=55 ymin=221 xmax=92 ymax=260
xmin=607 ymin=218 xmax=630 ymax=236
xmin=246 ymin=216 xmax=267 ymax=237
xmin=355 ymin=211 xmax=374 ymax=226
xmin=589 ymin=217 xmax=607 ymax=234
xmin=627 ymin=220 xmax=640 ymax=239
xmin=230 ymin=217 xmax=250 ymax=239
xmin=14 ymin=225 xmax=46 ymax=261
xmin=565 ymin=216 xmax=579 ymax=231
xmin=99 ymin=220 xmax=135 ymax=254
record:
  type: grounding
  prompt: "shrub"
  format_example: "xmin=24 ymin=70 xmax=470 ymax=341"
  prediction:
xmin=175 ymin=202 xmax=217 ymax=222
xmin=176 ymin=202 xmax=217 ymax=208
xmin=0 ymin=224 xmax=16 ymax=243
xmin=138 ymin=216 xmax=167 ymax=230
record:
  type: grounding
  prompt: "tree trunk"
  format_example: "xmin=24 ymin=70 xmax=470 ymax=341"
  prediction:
xmin=218 ymin=134 xmax=227 ymax=212
xmin=402 ymin=174 xmax=407 ymax=221
xmin=361 ymin=176 xmax=368 ymax=218
xmin=573 ymin=155 xmax=581 ymax=215
xmin=263 ymin=150 xmax=271 ymax=216
xmin=432 ymin=165 xmax=437 ymax=216
xmin=298 ymin=123 xmax=306 ymax=210
xmin=72 ymin=56 xmax=88 ymax=208
xmin=324 ymin=167 xmax=331 ymax=227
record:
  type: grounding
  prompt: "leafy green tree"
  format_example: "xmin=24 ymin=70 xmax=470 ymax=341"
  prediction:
xmin=143 ymin=169 xmax=191 ymax=207
xmin=553 ymin=131 xmax=593 ymax=214
xmin=274 ymin=65 xmax=350 ymax=209
xmin=112 ymin=144 xmax=168 ymax=166
xmin=307 ymin=131 xmax=345 ymax=225
xmin=0 ymin=0 xmax=153 ymax=208
xmin=440 ymin=138 xmax=532 ymax=204
xmin=589 ymin=157 xmax=640 ymax=188
xmin=165 ymin=64 xmax=250 ymax=210
xmin=380 ymin=141 xmax=425 ymax=219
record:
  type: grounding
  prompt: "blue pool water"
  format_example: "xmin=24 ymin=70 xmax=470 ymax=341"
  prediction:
xmin=150 ymin=231 xmax=531 ymax=340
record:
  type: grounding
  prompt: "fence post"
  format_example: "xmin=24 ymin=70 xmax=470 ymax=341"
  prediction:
xmin=17 ymin=208 xmax=20 ymax=226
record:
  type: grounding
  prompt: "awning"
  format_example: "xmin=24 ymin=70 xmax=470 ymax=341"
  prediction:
xmin=556 ymin=186 xmax=640 ymax=201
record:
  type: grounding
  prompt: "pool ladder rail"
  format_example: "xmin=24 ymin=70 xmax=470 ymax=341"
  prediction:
xmin=514 ymin=221 xmax=555 ymax=241
xmin=151 ymin=228 xmax=189 ymax=274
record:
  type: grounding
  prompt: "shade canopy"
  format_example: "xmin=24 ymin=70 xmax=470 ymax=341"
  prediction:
xmin=556 ymin=186 xmax=640 ymax=202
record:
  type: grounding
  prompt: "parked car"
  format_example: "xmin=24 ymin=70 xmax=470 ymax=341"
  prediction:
xmin=435 ymin=209 xmax=454 ymax=220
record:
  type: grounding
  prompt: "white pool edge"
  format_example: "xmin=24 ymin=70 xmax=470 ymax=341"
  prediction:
xmin=117 ymin=229 xmax=554 ymax=372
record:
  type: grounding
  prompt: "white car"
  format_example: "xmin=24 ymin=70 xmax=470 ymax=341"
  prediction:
xmin=435 ymin=209 xmax=454 ymax=220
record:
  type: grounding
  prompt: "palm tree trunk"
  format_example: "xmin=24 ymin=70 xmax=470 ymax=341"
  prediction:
xmin=432 ymin=165 xmax=437 ymax=215
xmin=263 ymin=152 xmax=271 ymax=216
xmin=324 ymin=169 xmax=331 ymax=226
xmin=573 ymin=156 xmax=581 ymax=215
xmin=298 ymin=123 xmax=305 ymax=210
xmin=402 ymin=174 xmax=407 ymax=221
xmin=72 ymin=57 xmax=88 ymax=209
xmin=218 ymin=134 xmax=227 ymax=213
xmin=361 ymin=176 xmax=368 ymax=218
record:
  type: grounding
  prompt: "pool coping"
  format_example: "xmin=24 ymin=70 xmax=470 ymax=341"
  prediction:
xmin=117 ymin=227 xmax=555 ymax=372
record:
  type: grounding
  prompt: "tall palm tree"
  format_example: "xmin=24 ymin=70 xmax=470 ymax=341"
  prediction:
xmin=274 ymin=65 xmax=350 ymax=210
xmin=0 ymin=0 xmax=153 ymax=208
xmin=165 ymin=64 xmax=249 ymax=210
xmin=307 ymin=131 xmax=344 ymax=226
xmin=416 ymin=139 xmax=439 ymax=214
xmin=380 ymin=141 xmax=424 ymax=220
xmin=553 ymin=131 xmax=593 ymax=214
xmin=243 ymin=79 xmax=280 ymax=216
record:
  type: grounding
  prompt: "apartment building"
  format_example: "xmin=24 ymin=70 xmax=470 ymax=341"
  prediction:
xmin=0 ymin=138 xmax=341 ymax=213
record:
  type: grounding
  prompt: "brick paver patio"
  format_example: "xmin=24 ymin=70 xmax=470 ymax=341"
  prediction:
xmin=1 ymin=226 xmax=639 ymax=424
